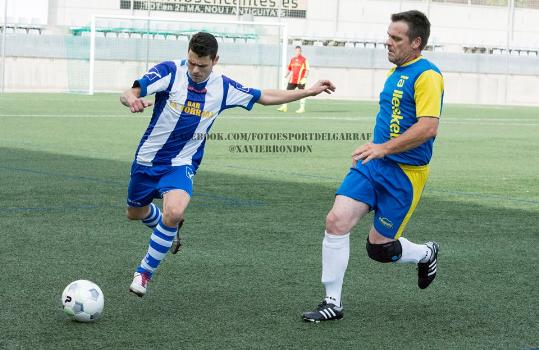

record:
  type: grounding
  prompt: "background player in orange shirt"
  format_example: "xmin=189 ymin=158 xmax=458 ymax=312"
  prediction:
xmin=277 ymin=46 xmax=310 ymax=113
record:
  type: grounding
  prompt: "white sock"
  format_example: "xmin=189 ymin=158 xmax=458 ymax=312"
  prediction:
xmin=299 ymin=98 xmax=306 ymax=108
xmin=321 ymin=231 xmax=350 ymax=307
xmin=398 ymin=237 xmax=431 ymax=264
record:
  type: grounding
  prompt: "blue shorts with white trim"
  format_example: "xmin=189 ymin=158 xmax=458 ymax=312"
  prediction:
xmin=127 ymin=162 xmax=195 ymax=207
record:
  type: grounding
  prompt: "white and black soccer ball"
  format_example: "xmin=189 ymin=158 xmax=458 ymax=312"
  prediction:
xmin=61 ymin=280 xmax=104 ymax=322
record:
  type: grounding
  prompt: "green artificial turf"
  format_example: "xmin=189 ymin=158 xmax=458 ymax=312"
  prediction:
xmin=0 ymin=94 xmax=537 ymax=349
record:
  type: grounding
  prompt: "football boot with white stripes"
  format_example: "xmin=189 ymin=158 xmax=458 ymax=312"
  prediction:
xmin=418 ymin=241 xmax=439 ymax=289
xmin=302 ymin=300 xmax=343 ymax=323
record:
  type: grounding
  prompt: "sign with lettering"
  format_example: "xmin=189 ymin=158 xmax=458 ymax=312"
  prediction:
xmin=120 ymin=0 xmax=308 ymax=18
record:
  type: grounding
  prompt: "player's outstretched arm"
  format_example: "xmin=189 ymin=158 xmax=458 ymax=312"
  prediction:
xmin=120 ymin=87 xmax=153 ymax=113
xmin=257 ymin=80 xmax=335 ymax=105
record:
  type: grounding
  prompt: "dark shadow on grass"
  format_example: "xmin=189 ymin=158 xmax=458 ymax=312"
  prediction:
xmin=1 ymin=147 xmax=537 ymax=350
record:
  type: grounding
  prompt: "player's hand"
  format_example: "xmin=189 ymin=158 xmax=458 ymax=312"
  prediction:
xmin=308 ymin=80 xmax=336 ymax=96
xmin=352 ymin=142 xmax=388 ymax=166
xmin=127 ymin=97 xmax=153 ymax=113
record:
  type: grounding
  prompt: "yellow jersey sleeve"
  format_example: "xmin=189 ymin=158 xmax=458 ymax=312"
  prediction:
xmin=414 ymin=70 xmax=444 ymax=118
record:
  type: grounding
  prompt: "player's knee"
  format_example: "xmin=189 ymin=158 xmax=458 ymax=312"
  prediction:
xmin=162 ymin=207 xmax=184 ymax=226
xmin=366 ymin=239 xmax=402 ymax=263
xmin=325 ymin=210 xmax=351 ymax=234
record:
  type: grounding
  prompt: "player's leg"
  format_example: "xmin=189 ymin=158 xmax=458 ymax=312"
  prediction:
xmin=367 ymin=227 xmax=438 ymax=289
xmin=367 ymin=162 xmax=439 ymax=289
xmin=303 ymin=196 xmax=369 ymax=322
xmin=126 ymin=164 xmax=163 ymax=229
xmin=163 ymin=192 xmax=192 ymax=254
xmin=140 ymin=189 xmax=190 ymax=269
xmin=277 ymin=83 xmax=296 ymax=112
xmin=303 ymin=166 xmax=375 ymax=322
xmin=126 ymin=204 xmax=162 ymax=229
xmin=324 ymin=196 xmax=369 ymax=300
xmin=130 ymin=190 xmax=190 ymax=297
xmin=295 ymin=83 xmax=306 ymax=113
xmin=130 ymin=166 xmax=194 ymax=297
xmin=323 ymin=196 xmax=370 ymax=306
xmin=367 ymin=226 xmax=432 ymax=263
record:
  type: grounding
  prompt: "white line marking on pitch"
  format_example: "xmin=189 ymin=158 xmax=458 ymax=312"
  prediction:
xmin=0 ymin=114 xmax=537 ymax=125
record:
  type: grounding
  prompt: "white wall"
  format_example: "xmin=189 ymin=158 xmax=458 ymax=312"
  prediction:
xmin=0 ymin=0 xmax=48 ymax=24
xmin=4 ymin=56 xmax=539 ymax=106
xmin=44 ymin=0 xmax=539 ymax=50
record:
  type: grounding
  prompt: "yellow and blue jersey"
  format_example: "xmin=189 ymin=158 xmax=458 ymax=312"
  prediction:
xmin=373 ymin=56 xmax=444 ymax=166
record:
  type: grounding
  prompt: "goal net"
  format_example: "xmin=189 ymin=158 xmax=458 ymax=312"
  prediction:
xmin=68 ymin=15 xmax=287 ymax=94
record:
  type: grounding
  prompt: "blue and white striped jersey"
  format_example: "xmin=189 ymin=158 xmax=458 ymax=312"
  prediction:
xmin=133 ymin=60 xmax=261 ymax=169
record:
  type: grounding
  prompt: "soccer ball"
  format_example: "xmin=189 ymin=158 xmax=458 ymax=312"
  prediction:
xmin=61 ymin=280 xmax=104 ymax=322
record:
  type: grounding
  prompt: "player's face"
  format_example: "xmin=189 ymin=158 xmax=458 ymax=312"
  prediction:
xmin=295 ymin=48 xmax=301 ymax=57
xmin=187 ymin=50 xmax=219 ymax=83
xmin=386 ymin=21 xmax=420 ymax=66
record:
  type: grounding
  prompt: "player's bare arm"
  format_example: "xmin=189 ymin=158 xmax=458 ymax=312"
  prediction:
xmin=352 ymin=116 xmax=439 ymax=165
xmin=258 ymin=80 xmax=335 ymax=105
xmin=120 ymin=87 xmax=153 ymax=113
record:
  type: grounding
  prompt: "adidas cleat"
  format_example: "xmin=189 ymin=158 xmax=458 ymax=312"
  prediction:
xmin=418 ymin=241 xmax=439 ymax=289
xmin=302 ymin=300 xmax=343 ymax=323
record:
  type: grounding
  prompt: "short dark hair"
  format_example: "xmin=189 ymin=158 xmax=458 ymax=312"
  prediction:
xmin=295 ymin=45 xmax=301 ymax=50
xmin=188 ymin=32 xmax=218 ymax=59
xmin=391 ymin=10 xmax=430 ymax=50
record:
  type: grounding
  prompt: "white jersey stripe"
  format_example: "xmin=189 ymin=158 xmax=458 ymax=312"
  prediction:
xmin=226 ymin=83 xmax=256 ymax=108
xmin=147 ymin=73 xmax=172 ymax=96
xmin=171 ymin=76 xmax=224 ymax=166
xmin=134 ymin=61 xmax=261 ymax=168
xmin=171 ymin=117 xmax=214 ymax=166
xmin=136 ymin=82 xmax=188 ymax=166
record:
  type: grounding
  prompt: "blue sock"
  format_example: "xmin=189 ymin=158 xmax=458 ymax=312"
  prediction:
xmin=136 ymin=218 xmax=177 ymax=277
xmin=141 ymin=203 xmax=162 ymax=229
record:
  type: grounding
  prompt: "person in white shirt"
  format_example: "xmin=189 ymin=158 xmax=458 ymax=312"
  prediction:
xmin=120 ymin=32 xmax=336 ymax=297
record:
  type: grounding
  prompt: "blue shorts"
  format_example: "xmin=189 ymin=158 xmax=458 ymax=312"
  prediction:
xmin=127 ymin=163 xmax=195 ymax=207
xmin=336 ymin=158 xmax=429 ymax=239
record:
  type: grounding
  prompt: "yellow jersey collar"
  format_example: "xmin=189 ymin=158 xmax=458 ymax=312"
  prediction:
xmin=399 ymin=55 xmax=423 ymax=67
